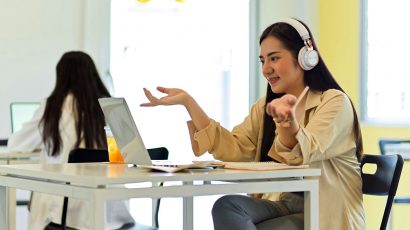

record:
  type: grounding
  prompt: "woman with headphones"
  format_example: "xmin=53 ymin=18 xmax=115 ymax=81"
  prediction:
xmin=141 ymin=18 xmax=365 ymax=229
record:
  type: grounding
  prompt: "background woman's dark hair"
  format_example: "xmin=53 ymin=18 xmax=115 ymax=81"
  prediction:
xmin=259 ymin=19 xmax=363 ymax=162
xmin=40 ymin=51 xmax=110 ymax=156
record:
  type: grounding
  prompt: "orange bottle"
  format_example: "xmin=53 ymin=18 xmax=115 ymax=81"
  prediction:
xmin=105 ymin=126 xmax=124 ymax=163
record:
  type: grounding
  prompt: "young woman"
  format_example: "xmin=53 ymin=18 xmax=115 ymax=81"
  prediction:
xmin=141 ymin=18 xmax=365 ymax=229
xmin=8 ymin=51 xmax=135 ymax=229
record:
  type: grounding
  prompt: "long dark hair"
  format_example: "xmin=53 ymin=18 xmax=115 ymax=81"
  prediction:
xmin=259 ymin=19 xmax=363 ymax=162
xmin=40 ymin=51 xmax=110 ymax=156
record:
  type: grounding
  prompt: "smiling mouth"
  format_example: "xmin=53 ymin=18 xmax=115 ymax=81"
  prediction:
xmin=267 ymin=76 xmax=279 ymax=85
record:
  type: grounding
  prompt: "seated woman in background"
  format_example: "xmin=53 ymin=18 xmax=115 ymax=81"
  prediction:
xmin=8 ymin=51 xmax=135 ymax=229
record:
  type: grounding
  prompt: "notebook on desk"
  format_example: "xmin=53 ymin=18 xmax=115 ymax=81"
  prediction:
xmin=98 ymin=97 xmax=214 ymax=173
xmin=219 ymin=161 xmax=308 ymax=171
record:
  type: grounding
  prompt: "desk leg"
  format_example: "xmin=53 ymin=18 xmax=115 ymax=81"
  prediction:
xmin=9 ymin=188 xmax=16 ymax=230
xmin=182 ymin=181 xmax=193 ymax=230
xmin=0 ymin=185 xmax=8 ymax=230
xmin=0 ymin=186 xmax=16 ymax=230
xmin=151 ymin=198 xmax=159 ymax=227
xmin=304 ymin=181 xmax=319 ymax=230
xmin=90 ymin=193 xmax=104 ymax=230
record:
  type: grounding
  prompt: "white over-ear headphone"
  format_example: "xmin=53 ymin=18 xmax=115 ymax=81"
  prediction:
xmin=278 ymin=18 xmax=319 ymax=71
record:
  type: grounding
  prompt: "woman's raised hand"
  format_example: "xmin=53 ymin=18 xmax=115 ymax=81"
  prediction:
xmin=266 ymin=86 xmax=309 ymax=126
xmin=141 ymin=86 xmax=210 ymax=130
xmin=140 ymin=87 xmax=191 ymax=107
xmin=266 ymin=95 xmax=297 ymax=124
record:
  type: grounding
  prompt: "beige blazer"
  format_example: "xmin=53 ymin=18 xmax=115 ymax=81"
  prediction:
xmin=187 ymin=89 xmax=365 ymax=230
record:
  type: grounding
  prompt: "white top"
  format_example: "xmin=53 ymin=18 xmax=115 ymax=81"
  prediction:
xmin=7 ymin=95 xmax=134 ymax=230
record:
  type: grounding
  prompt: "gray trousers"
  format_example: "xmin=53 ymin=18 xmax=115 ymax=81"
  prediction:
xmin=212 ymin=193 xmax=304 ymax=230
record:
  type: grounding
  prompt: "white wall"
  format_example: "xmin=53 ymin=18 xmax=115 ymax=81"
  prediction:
xmin=0 ymin=0 xmax=110 ymax=138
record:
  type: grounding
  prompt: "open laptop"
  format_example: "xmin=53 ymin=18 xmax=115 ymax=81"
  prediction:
xmin=0 ymin=102 xmax=40 ymax=151
xmin=10 ymin=102 xmax=41 ymax=133
xmin=98 ymin=97 xmax=215 ymax=172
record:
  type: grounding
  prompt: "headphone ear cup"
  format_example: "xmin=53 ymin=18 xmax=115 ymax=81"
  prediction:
xmin=298 ymin=46 xmax=319 ymax=71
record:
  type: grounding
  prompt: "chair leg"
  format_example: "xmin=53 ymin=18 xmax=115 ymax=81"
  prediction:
xmin=151 ymin=181 xmax=163 ymax=228
xmin=61 ymin=197 xmax=68 ymax=230
xmin=155 ymin=182 xmax=164 ymax=228
xmin=61 ymin=182 xmax=70 ymax=230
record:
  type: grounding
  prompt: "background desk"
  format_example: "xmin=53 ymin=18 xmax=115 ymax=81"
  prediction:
xmin=0 ymin=151 xmax=40 ymax=165
xmin=0 ymin=150 xmax=39 ymax=230
xmin=0 ymin=163 xmax=320 ymax=230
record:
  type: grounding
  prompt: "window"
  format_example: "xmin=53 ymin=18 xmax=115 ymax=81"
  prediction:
xmin=362 ymin=0 xmax=410 ymax=124
xmin=111 ymin=0 xmax=249 ymax=229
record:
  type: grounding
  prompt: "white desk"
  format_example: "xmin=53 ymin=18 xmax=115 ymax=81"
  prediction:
xmin=384 ymin=143 xmax=410 ymax=160
xmin=0 ymin=163 xmax=320 ymax=230
xmin=0 ymin=150 xmax=40 ymax=230
xmin=0 ymin=151 xmax=40 ymax=164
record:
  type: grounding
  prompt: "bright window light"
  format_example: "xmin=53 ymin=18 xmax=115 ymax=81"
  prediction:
xmin=111 ymin=0 xmax=249 ymax=229
xmin=364 ymin=0 xmax=410 ymax=124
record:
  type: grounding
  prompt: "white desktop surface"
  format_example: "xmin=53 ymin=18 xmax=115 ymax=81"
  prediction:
xmin=0 ymin=151 xmax=39 ymax=159
xmin=0 ymin=163 xmax=320 ymax=230
xmin=0 ymin=163 xmax=319 ymax=186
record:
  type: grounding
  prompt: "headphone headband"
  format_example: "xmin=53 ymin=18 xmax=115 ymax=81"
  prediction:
xmin=278 ymin=18 xmax=310 ymax=41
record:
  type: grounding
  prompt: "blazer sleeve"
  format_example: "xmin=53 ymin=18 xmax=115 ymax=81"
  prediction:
xmin=7 ymin=100 xmax=46 ymax=152
xmin=187 ymin=98 xmax=265 ymax=162
xmin=274 ymin=90 xmax=356 ymax=164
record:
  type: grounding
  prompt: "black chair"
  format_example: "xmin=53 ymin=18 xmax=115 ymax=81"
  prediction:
xmin=361 ymin=154 xmax=404 ymax=230
xmin=379 ymin=139 xmax=410 ymax=207
xmin=0 ymin=139 xmax=7 ymax=146
xmin=55 ymin=147 xmax=168 ymax=230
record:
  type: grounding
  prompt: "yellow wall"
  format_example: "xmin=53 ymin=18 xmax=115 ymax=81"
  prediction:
xmin=318 ymin=0 xmax=410 ymax=229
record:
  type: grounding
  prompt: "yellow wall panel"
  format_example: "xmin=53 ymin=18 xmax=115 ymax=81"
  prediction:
xmin=318 ymin=0 xmax=410 ymax=229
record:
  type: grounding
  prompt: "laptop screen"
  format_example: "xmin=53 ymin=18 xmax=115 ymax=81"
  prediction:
xmin=10 ymin=102 xmax=40 ymax=133
xmin=98 ymin=97 xmax=152 ymax=166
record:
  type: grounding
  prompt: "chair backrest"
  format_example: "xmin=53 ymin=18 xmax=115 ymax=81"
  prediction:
xmin=68 ymin=147 xmax=169 ymax=163
xmin=0 ymin=139 xmax=7 ymax=146
xmin=68 ymin=148 xmax=109 ymax=163
xmin=361 ymin=154 xmax=404 ymax=230
xmin=147 ymin=147 xmax=169 ymax=160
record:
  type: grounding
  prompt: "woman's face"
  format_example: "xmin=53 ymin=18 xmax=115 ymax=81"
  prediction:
xmin=259 ymin=36 xmax=305 ymax=96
